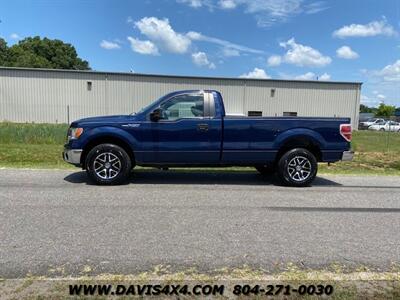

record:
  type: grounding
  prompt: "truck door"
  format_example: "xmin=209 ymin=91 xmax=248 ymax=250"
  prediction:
xmin=150 ymin=92 xmax=221 ymax=164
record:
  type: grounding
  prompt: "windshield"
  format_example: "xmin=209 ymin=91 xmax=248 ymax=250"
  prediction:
xmin=366 ymin=118 xmax=377 ymax=122
xmin=135 ymin=95 xmax=163 ymax=114
xmin=136 ymin=101 xmax=155 ymax=114
xmin=135 ymin=92 xmax=180 ymax=115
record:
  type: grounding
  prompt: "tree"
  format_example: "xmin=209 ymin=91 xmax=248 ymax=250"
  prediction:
xmin=0 ymin=36 xmax=90 ymax=70
xmin=375 ymin=103 xmax=396 ymax=117
xmin=360 ymin=104 xmax=374 ymax=113
xmin=0 ymin=38 xmax=9 ymax=65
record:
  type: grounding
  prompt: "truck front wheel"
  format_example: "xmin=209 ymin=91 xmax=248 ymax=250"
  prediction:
xmin=85 ymin=143 xmax=132 ymax=185
xmin=277 ymin=148 xmax=317 ymax=187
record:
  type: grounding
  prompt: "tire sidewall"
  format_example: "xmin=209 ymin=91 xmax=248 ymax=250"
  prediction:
xmin=86 ymin=144 xmax=131 ymax=185
xmin=278 ymin=148 xmax=317 ymax=187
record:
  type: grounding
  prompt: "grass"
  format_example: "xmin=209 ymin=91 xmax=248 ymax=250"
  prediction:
xmin=1 ymin=122 xmax=400 ymax=174
xmin=1 ymin=266 xmax=399 ymax=299
xmin=351 ymin=130 xmax=400 ymax=153
xmin=0 ymin=144 xmax=73 ymax=169
xmin=0 ymin=122 xmax=68 ymax=144
xmin=319 ymin=131 xmax=400 ymax=175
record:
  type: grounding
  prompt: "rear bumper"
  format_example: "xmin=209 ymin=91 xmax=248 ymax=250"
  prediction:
xmin=63 ymin=148 xmax=83 ymax=166
xmin=341 ymin=151 xmax=354 ymax=161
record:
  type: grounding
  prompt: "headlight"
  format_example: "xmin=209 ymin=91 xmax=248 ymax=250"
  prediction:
xmin=68 ymin=127 xmax=84 ymax=141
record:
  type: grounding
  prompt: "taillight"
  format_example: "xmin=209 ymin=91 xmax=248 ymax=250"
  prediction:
xmin=340 ymin=124 xmax=352 ymax=142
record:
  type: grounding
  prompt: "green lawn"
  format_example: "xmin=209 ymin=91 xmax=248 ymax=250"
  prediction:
xmin=0 ymin=122 xmax=68 ymax=144
xmin=319 ymin=130 xmax=400 ymax=175
xmin=351 ymin=130 xmax=400 ymax=153
xmin=0 ymin=144 xmax=74 ymax=169
xmin=0 ymin=122 xmax=70 ymax=169
xmin=1 ymin=122 xmax=400 ymax=174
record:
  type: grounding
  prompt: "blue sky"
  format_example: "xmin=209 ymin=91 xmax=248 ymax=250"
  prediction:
xmin=0 ymin=0 xmax=399 ymax=106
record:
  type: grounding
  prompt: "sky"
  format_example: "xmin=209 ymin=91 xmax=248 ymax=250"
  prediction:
xmin=0 ymin=0 xmax=399 ymax=107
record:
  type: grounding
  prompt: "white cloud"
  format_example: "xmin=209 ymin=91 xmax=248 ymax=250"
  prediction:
xmin=222 ymin=47 xmax=240 ymax=57
xmin=336 ymin=46 xmax=359 ymax=59
xmin=287 ymin=72 xmax=331 ymax=81
xmin=361 ymin=95 xmax=380 ymax=107
xmin=10 ymin=33 xmax=21 ymax=40
xmin=135 ymin=17 xmax=191 ymax=54
xmin=178 ymin=0 xmax=328 ymax=27
xmin=127 ymin=37 xmax=159 ymax=55
xmin=100 ymin=40 xmax=121 ymax=50
xmin=219 ymin=0 xmax=236 ymax=9
xmin=177 ymin=0 xmax=206 ymax=8
xmin=191 ymin=52 xmax=216 ymax=69
xmin=377 ymin=94 xmax=386 ymax=100
xmin=294 ymin=72 xmax=315 ymax=80
xmin=275 ymin=38 xmax=331 ymax=67
xmin=237 ymin=0 xmax=303 ymax=27
xmin=333 ymin=19 xmax=397 ymax=38
xmin=319 ymin=73 xmax=331 ymax=80
xmin=267 ymin=55 xmax=282 ymax=66
xmin=187 ymin=31 xmax=264 ymax=54
xmin=375 ymin=60 xmax=400 ymax=82
xmin=130 ymin=16 xmax=262 ymax=58
xmin=304 ymin=1 xmax=329 ymax=14
xmin=239 ymin=67 xmax=270 ymax=79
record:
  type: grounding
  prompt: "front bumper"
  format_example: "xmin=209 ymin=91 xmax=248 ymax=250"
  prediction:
xmin=341 ymin=151 xmax=354 ymax=161
xmin=63 ymin=148 xmax=83 ymax=165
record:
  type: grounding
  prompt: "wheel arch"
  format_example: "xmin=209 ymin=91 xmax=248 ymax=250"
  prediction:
xmin=81 ymin=135 xmax=135 ymax=168
xmin=275 ymin=133 xmax=323 ymax=163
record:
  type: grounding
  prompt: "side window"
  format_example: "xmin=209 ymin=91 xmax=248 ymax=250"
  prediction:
xmin=160 ymin=94 xmax=204 ymax=120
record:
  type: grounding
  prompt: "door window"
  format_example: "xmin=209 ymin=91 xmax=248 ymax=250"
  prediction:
xmin=159 ymin=94 xmax=204 ymax=120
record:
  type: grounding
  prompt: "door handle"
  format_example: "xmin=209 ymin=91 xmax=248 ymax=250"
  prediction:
xmin=197 ymin=123 xmax=209 ymax=132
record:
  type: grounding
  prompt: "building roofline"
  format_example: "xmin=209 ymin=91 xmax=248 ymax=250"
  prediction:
xmin=0 ymin=66 xmax=363 ymax=86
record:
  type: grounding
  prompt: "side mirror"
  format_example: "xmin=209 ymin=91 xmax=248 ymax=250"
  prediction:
xmin=150 ymin=108 xmax=162 ymax=121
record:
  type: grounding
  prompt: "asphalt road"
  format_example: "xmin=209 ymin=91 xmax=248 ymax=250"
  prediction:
xmin=1 ymin=168 xmax=400 ymax=278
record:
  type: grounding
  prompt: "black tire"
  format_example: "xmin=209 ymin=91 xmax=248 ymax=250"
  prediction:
xmin=255 ymin=164 xmax=274 ymax=175
xmin=277 ymin=148 xmax=318 ymax=187
xmin=380 ymin=128 xmax=385 ymax=131
xmin=85 ymin=143 xmax=132 ymax=185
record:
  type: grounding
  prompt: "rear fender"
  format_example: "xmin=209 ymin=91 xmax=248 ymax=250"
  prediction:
xmin=273 ymin=128 xmax=327 ymax=150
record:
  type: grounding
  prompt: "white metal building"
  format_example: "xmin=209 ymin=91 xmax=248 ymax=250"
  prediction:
xmin=0 ymin=67 xmax=361 ymax=128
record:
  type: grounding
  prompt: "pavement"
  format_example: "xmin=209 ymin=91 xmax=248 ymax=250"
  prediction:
xmin=1 ymin=168 xmax=400 ymax=278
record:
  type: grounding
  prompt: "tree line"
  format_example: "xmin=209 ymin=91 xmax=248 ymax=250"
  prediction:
xmin=360 ymin=103 xmax=400 ymax=117
xmin=0 ymin=36 xmax=90 ymax=70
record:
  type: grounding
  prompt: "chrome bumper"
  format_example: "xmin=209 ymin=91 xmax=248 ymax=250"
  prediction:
xmin=63 ymin=148 xmax=83 ymax=165
xmin=341 ymin=151 xmax=354 ymax=161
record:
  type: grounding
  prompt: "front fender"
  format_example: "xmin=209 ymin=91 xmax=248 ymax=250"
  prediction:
xmin=273 ymin=128 xmax=327 ymax=149
xmin=79 ymin=126 xmax=139 ymax=150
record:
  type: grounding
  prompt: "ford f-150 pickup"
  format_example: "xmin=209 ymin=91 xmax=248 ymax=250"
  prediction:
xmin=63 ymin=90 xmax=353 ymax=187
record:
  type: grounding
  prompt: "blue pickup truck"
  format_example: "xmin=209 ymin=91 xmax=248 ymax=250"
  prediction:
xmin=63 ymin=90 xmax=353 ymax=187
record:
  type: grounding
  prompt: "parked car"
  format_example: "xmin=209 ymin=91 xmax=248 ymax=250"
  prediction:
xmin=359 ymin=118 xmax=386 ymax=130
xmin=368 ymin=120 xmax=400 ymax=132
xmin=63 ymin=90 xmax=353 ymax=187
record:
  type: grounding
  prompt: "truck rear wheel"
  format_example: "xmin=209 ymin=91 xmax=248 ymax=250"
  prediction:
xmin=86 ymin=143 xmax=132 ymax=185
xmin=277 ymin=148 xmax=317 ymax=187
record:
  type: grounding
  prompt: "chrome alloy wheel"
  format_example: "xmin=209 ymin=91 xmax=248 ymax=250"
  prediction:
xmin=287 ymin=156 xmax=312 ymax=182
xmin=93 ymin=152 xmax=122 ymax=180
